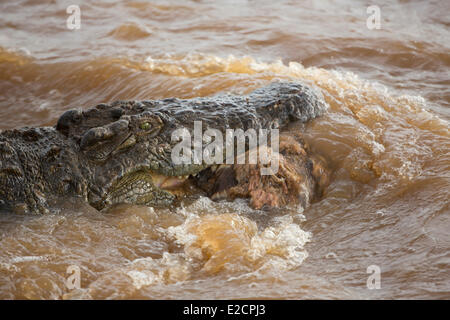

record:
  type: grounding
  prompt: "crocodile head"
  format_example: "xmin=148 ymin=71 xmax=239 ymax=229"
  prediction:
xmin=53 ymin=81 xmax=328 ymax=211
xmin=56 ymin=103 xmax=196 ymax=210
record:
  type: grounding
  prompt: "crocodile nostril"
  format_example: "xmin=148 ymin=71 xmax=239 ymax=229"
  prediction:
xmin=56 ymin=108 xmax=83 ymax=135
xmin=79 ymin=127 xmax=112 ymax=150
xmin=110 ymin=107 xmax=124 ymax=120
xmin=78 ymin=119 xmax=131 ymax=163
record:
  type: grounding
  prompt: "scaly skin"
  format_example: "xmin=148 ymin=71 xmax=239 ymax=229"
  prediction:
xmin=0 ymin=82 xmax=327 ymax=214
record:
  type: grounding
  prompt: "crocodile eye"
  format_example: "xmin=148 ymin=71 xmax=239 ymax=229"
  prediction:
xmin=140 ymin=122 xmax=151 ymax=130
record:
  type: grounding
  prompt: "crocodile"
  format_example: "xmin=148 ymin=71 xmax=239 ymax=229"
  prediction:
xmin=0 ymin=81 xmax=328 ymax=214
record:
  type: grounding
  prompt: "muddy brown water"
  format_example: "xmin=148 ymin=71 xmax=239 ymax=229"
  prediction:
xmin=0 ymin=0 xmax=449 ymax=299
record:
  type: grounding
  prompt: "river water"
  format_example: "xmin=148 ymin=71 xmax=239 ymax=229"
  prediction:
xmin=0 ymin=0 xmax=449 ymax=299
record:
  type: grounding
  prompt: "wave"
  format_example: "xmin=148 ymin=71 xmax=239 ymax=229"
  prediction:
xmin=62 ymin=198 xmax=310 ymax=299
